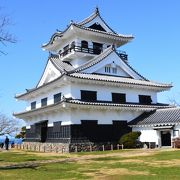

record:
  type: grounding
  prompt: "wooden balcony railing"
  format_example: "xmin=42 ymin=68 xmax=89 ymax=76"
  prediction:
xmin=59 ymin=45 xmax=102 ymax=57
xmin=50 ymin=46 xmax=128 ymax=61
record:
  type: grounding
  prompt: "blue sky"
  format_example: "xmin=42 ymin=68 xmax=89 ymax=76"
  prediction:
xmin=0 ymin=0 xmax=180 ymax=117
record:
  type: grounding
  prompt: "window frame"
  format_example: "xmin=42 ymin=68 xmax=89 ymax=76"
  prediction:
xmin=139 ymin=95 xmax=152 ymax=105
xmin=112 ymin=93 xmax=126 ymax=104
xmin=54 ymin=93 xmax=61 ymax=104
xmin=41 ymin=97 xmax=48 ymax=107
xmin=105 ymin=66 xmax=111 ymax=73
xmin=81 ymin=90 xmax=97 ymax=102
xmin=31 ymin=101 xmax=36 ymax=110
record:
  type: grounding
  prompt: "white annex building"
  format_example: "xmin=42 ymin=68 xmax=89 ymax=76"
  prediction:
xmin=14 ymin=8 xmax=179 ymax=150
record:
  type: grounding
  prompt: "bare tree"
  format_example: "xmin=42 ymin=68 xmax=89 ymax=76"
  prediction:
xmin=168 ymin=93 xmax=180 ymax=107
xmin=0 ymin=113 xmax=20 ymax=135
xmin=0 ymin=8 xmax=16 ymax=55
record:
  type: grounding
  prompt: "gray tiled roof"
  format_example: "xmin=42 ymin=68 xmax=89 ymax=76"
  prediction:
xmin=67 ymin=73 xmax=172 ymax=89
xmin=50 ymin=57 xmax=74 ymax=72
xmin=14 ymin=98 xmax=172 ymax=117
xmin=129 ymin=108 xmax=180 ymax=126
xmin=73 ymin=23 xmax=133 ymax=39
xmin=42 ymin=23 xmax=133 ymax=48
xmin=77 ymin=7 xmax=118 ymax=34
xmin=67 ymin=99 xmax=172 ymax=109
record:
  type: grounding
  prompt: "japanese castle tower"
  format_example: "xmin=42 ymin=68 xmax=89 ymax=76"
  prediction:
xmin=15 ymin=8 xmax=176 ymax=151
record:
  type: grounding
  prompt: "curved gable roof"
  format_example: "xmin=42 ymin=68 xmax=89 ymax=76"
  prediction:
xmin=78 ymin=7 xmax=117 ymax=34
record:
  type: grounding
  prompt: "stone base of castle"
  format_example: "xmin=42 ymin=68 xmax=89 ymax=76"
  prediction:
xmin=16 ymin=142 xmax=123 ymax=153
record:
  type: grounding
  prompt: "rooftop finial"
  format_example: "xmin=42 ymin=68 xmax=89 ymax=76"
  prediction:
xmin=95 ymin=6 xmax=99 ymax=14
xmin=70 ymin=20 xmax=74 ymax=24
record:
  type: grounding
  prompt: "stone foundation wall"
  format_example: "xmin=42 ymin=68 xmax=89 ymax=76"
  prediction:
xmin=15 ymin=142 xmax=123 ymax=153
xmin=16 ymin=142 xmax=69 ymax=153
xmin=69 ymin=143 xmax=123 ymax=152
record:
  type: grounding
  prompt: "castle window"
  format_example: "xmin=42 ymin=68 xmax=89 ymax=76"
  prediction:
xmin=54 ymin=93 xmax=61 ymax=103
xmin=105 ymin=66 xmax=111 ymax=73
xmin=81 ymin=90 xmax=97 ymax=102
xmin=81 ymin=40 xmax=88 ymax=49
xmin=41 ymin=97 xmax=47 ymax=107
xmin=112 ymin=93 xmax=126 ymax=103
xmin=93 ymin=42 xmax=103 ymax=54
xmin=31 ymin=101 xmax=36 ymax=110
xmin=139 ymin=95 xmax=152 ymax=105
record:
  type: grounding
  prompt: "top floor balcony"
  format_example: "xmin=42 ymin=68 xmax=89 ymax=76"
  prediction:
xmin=50 ymin=40 xmax=128 ymax=61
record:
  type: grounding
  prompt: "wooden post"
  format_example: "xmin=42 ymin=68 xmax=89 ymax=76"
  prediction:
xmin=34 ymin=145 xmax=36 ymax=151
xmin=111 ymin=144 xmax=113 ymax=151
xmin=43 ymin=146 xmax=46 ymax=152
xmin=149 ymin=142 xmax=151 ymax=149
xmin=117 ymin=144 xmax=120 ymax=150
xmin=50 ymin=144 xmax=52 ymax=152
xmin=122 ymin=144 xmax=124 ymax=150
xmin=39 ymin=145 xmax=41 ymax=152
xmin=75 ymin=146 xmax=78 ymax=153
xmin=90 ymin=145 xmax=92 ymax=152
xmin=102 ymin=145 xmax=104 ymax=151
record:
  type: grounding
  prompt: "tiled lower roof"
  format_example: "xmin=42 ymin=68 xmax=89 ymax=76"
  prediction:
xmin=129 ymin=107 xmax=180 ymax=126
xmin=50 ymin=57 xmax=74 ymax=72
xmin=67 ymin=99 xmax=172 ymax=109
xmin=14 ymin=99 xmax=172 ymax=117
xmin=67 ymin=73 xmax=172 ymax=89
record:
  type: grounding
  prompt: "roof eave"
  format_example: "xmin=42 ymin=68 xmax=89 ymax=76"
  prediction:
xmin=15 ymin=74 xmax=66 ymax=100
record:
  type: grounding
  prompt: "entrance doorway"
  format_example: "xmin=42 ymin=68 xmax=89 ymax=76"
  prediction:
xmin=35 ymin=120 xmax=48 ymax=142
xmin=161 ymin=131 xmax=171 ymax=146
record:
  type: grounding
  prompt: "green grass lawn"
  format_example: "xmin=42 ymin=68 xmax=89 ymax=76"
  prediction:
xmin=0 ymin=149 xmax=180 ymax=179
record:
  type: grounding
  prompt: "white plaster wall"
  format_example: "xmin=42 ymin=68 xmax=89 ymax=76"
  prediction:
xmin=70 ymin=108 xmax=142 ymax=124
xmin=26 ymin=84 xmax=71 ymax=110
xmin=71 ymin=83 xmax=157 ymax=104
xmin=25 ymin=81 xmax=157 ymax=112
xmin=174 ymin=124 xmax=180 ymax=137
xmin=25 ymin=110 xmax=71 ymax=128
xmin=26 ymin=108 xmax=142 ymax=128
xmin=132 ymin=126 xmax=159 ymax=144
xmin=54 ymin=37 xmax=76 ymax=54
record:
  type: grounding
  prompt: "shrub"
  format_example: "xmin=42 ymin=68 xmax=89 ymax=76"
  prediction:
xmin=119 ymin=131 xmax=142 ymax=148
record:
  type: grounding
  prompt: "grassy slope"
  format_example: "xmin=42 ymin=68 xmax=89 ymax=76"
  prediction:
xmin=0 ymin=149 xmax=180 ymax=179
